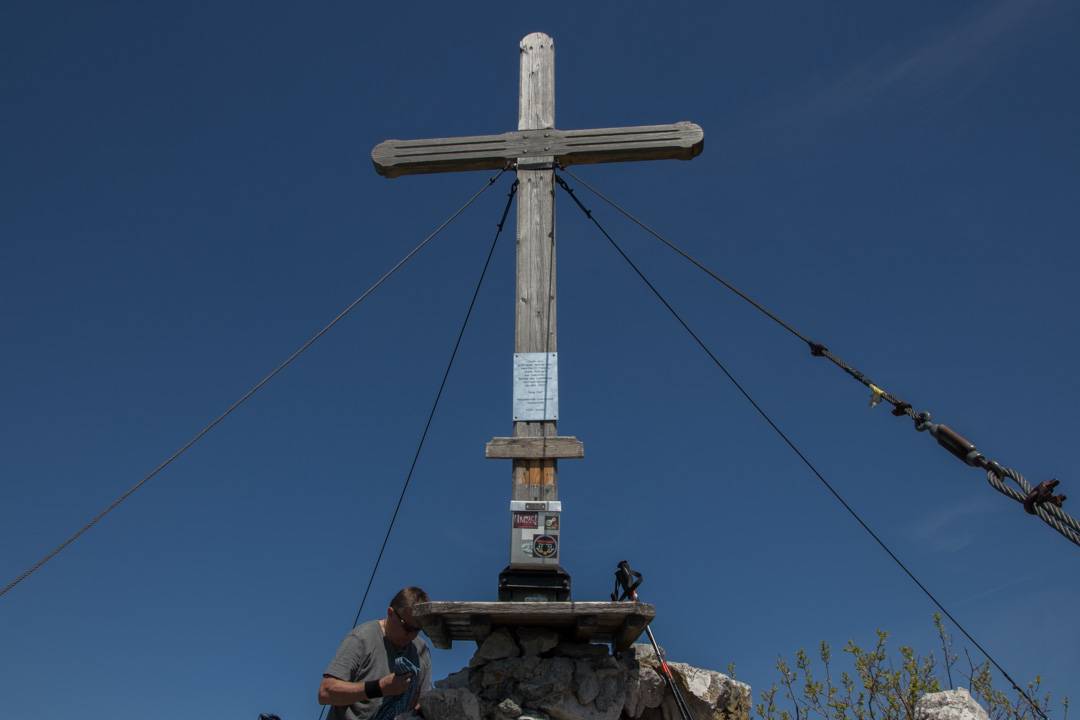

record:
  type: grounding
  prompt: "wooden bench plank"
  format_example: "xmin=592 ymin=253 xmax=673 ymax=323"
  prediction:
xmin=410 ymin=601 xmax=655 ymax=650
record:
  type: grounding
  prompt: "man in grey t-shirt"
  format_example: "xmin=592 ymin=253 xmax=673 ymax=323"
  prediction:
xmin=319 ymin=587 xmax=433 ymax=720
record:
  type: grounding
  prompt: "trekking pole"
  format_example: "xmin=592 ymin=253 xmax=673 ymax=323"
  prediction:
xmin=611 ymin=560 xmax=697 ymax=720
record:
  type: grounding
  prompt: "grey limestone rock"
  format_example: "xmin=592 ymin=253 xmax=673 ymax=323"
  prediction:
xmin=621 ymin=661 xmax=666 ymax=718
xmin=420 ymin=688 xmax=483 ymax=720
xmin=519 ymin=656 xmax=574 ymax=704
xmin=518 ymin=627 xmax=562 ymax=657
xmin=593 ymin=669 xmax=624 ymax=712
xmin=496 ymin=698 xmax=525 ymax=720
xmin=539 ymin=694 xmax=623 ymax=720
xmin=432 ymin=631 xmax=749 ymax=720
xmin=574 ymin=659 xmax=600 ymax=705
xmin=480 ymin=656 xmax=541 ymax=691
xmin=555 ymin=642 xmax=612 ymax=659
xmin=668 ymin=661 xmax=750 ymax=720
xmin=477 ymin=628 xmax=522 ymax=661
xmin=621 ymin=644 xmax=749 ymax=720
xmin=916 ymin=689 xmax=989 ymax=720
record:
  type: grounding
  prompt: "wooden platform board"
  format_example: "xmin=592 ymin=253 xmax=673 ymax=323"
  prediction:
xmin=411 ymin=601 xmax=655 ymax=652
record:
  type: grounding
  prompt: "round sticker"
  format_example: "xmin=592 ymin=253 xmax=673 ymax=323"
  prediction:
xmin=533 ymin=534 xmax=558 ymax=558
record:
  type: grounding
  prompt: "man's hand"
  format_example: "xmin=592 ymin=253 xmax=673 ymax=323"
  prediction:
xmin=379 ymin=671 xmax=413 ymax=697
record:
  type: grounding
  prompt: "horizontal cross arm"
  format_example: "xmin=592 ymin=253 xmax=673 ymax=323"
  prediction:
xmin=485 ymin=436 xmax=584 ymax=459
xmin=372 ymin=122 xmax=703 ymax=178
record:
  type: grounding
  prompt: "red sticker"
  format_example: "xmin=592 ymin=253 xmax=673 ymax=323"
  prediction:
xmin=513 ymin=512 xmax=539 ymax=529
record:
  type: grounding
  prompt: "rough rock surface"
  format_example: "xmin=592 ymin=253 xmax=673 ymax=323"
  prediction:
xmin=421 ymin=687 xmax=483 ymax=720
xmin=628 ymin=645 xmax=750 ymax=720
xmin=497 ymin=698 xmax=524 ymax=720
xmin=476 ymin=629 xmax=522 ymax=661
xmin=423 ymin=629 xmax=750 ymax=720
xmin=916 ymin=689 xmax=989 ymax=720
xmin=519 ymin=628 xmax=561 ymax=657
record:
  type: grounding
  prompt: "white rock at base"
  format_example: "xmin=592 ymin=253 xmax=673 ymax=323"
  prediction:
xmin=668 ymin=661 xmax=750 ymax=720
xmin=623 ymin=645 xmax=749 ymax=720
xmin=916 ymin=689 xmax=989 ymax=720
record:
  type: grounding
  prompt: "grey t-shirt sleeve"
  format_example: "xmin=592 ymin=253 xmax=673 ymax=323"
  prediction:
xmin=325 ymin=632 xmax=373 ymax=681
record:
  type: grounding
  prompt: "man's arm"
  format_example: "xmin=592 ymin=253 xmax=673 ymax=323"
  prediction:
xmin=318 ymin=673 xmax=413 ymax=706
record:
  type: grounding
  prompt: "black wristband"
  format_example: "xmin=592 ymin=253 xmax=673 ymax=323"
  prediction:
xmin=365 ymin=680 xmax=383 ymax=699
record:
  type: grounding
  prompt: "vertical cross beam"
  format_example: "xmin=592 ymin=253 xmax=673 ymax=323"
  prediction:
xmin=371 ymin=31 xmax=703 ymax=601
xmin=513 ymin=33 xmax=558 ymax=504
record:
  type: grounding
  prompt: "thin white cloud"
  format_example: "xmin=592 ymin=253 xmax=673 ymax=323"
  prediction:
xmin=796 ymin=0 xmax=1054 ymax=121
xmin=948 ymin=567 xmax=1055 ymax=607
xmin=909 ymin=493 xmax=999 ymax=552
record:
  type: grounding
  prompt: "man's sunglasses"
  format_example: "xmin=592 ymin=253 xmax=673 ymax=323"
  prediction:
xmin=393 ymin=607 xmax=422 ymax=634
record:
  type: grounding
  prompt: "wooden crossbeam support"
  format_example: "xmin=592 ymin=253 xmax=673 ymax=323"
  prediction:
xmin=574 ymin=614 xmax=598 ymax=642
xmin=485 ymin=436 xmax=584 ymax=460
xmin=425 ymin=616 xmax=453 ymax=650
xmin=372 ymin=122 xmax=704 ymax=178
xmin=615 ymin=613 xmax=649 ymax=652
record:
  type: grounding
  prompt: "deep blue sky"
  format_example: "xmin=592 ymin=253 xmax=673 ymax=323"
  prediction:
xmin=2 ymin=2 xmax=1077 ymax=718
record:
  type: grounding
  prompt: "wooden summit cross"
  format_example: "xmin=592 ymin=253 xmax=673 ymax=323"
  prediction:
xmin=371 ymin=32 xmax=703 ymax=647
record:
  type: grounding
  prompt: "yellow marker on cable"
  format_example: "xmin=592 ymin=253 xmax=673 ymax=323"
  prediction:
xmin=869 ymin=384 xmax=885 ymax=408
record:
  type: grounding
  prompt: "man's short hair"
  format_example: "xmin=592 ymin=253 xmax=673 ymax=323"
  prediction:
xmin=390 ymin=586 xmax=429 ymax=611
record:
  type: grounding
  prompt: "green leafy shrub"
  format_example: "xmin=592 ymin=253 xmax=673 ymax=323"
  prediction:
xmin=753 ymin=615 xmax=1067 ymax=720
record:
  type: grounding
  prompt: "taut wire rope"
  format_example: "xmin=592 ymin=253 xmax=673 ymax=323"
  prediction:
xmin=315 ymin=177 xmax=518 ymax=720
xmin=561 ymin=167 xmax=1078 ymax=549
xmin=0 ymin=168 xmax=507 ymax=601
xmin=554 ymin=172 xmax=1048 ymax=720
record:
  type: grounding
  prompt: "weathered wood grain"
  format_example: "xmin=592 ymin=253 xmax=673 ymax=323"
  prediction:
xmin=574 ymin=614 xmax=598 ymax=642
xmin=412 ymin=601 xmax=655 ymax=651
xmin=485 ymin=436 xmax=584 ymax=459
xmin=424 ymin=615 xmax=453 ymax=650
xmin=513 ymin=33 xmax=559 ymax=502
xmin=615 ymin=613 xmax=650 ymax=652
xmin=371 ymin=122 xmax=704 ymax=178
xmin=519 ymin=32 xmax=554 ymax=131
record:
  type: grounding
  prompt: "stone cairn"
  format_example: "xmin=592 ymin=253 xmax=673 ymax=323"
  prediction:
xmin=413 ymin=627 xmax=751 ymax=720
